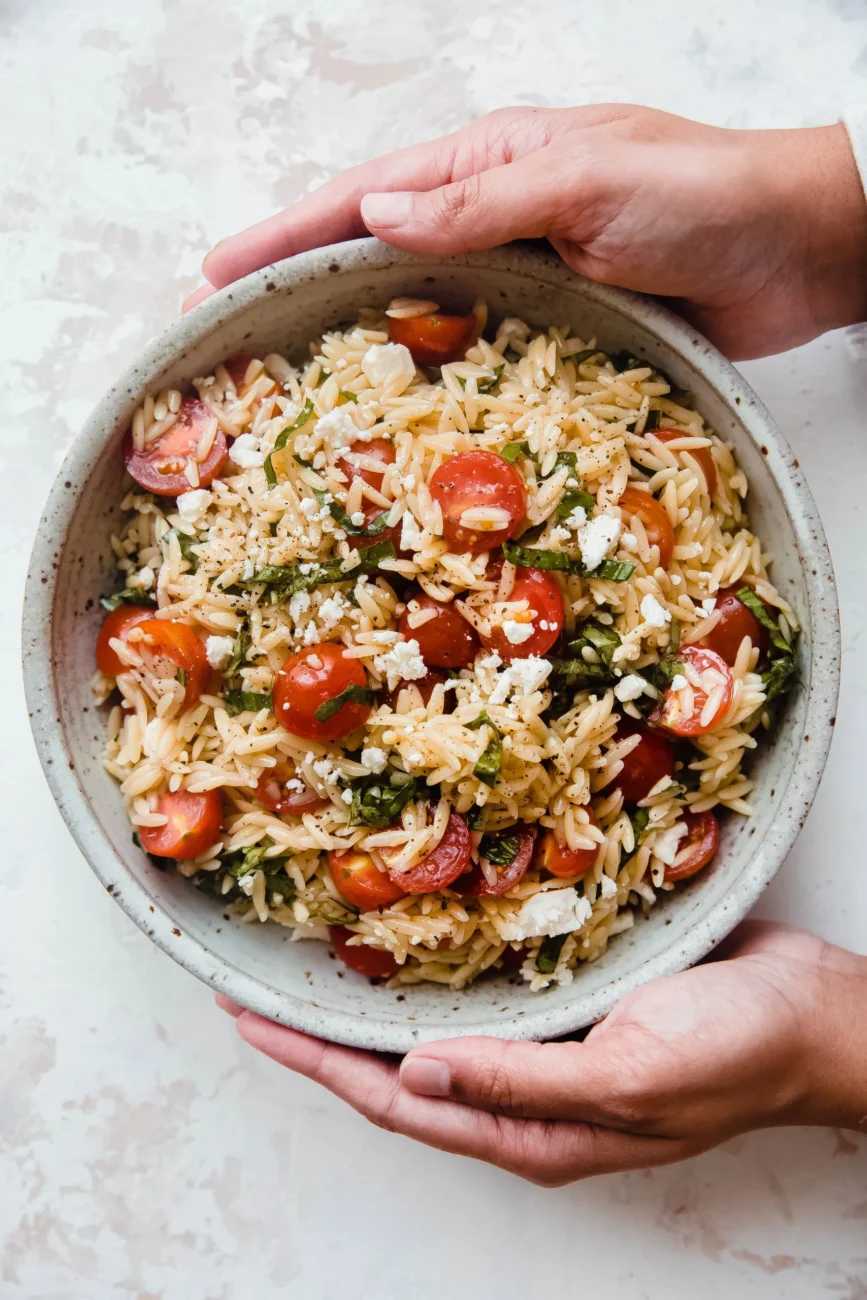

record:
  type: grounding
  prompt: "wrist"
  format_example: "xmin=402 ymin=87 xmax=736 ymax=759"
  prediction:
xmin=798 ymin=944 xmax=867 ymax=1131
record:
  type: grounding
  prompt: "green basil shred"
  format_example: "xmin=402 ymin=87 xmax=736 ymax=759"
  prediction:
xmin=99 ymin=589 xmax=154 ymax=612
xmin=467 ymin=711 xmax=503 ymax=788
xmin=734 ymin=586 xmax=798 ymax=704
xmin=314 ymin=683 xmax=375 ymax=724
xmin=476 ymin=364 xmax=505 ymax=394
xmin=478 ymin=832 xmax=519 ymax=866
xmin=244 ymin=540 xmax=396 ymax=603
xmin=348 ymin=774 xmax=419 ymax=828
xmin=263 ymin=399 xmax=315 ymax=487
xmin=536 ymin=933 xmax=568 ymax=973
xmin=500 ymin=441 xmax=530 ymax=464
xmin=224 ymin=690 xmax=272 ymax=717
xmin=502 ymin=540 xmax=635 ymax=583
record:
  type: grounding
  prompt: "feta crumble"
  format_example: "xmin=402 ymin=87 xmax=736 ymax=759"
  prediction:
xmin=652 ymin=822 xmax=689 ymax=866
xmin=564 ymin=506 xmax=588 ymax=530
xmin=670 ymin=673 xmax=688 ymax=691
xmin=614 ymin=673 xmax=648 ymax=703
xmin=578 ymin=512 xmax=621 ymax=570
xmin=360 ymin=747 xmax=388 ymax=774
xmin=312 ymin=757 xmax=341 ymax=784
xmin=361 ymin=342 xmax=416 ymax=391
xmin=314 ymin=407 xmax=358 ymax=449
xmin=500 ymin=888 xmax=593 ymax=942
xmin=228 ymin=434 xmax=265 ymax=469
xmin=374 ymin=638 xmax=427 ymax=689
xmin=502 ymin=619 xmax=535 ymax=645
xmin=400 ymin=511 xmax=424 ymax=552
xmin=288 ymin=591 xmax=311 ymax=623
xmin=205 ymin=635 xmax=235 ymax=669
xmin=176 ymin=489 xmax=212 ymax=523
xmin=318 ymin=594 xmax=346 ymax=631
xmin=640 ymin=593 xmax=671 ymax=628
xmin=129 ymin=565 xmax=154 ymax=591
xmin=599 ymin=875 xmax=618 ymax=900
xmin=488 ymin=655 xmax=552 ymax=704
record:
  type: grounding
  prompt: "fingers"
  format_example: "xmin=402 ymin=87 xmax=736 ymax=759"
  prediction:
xmin=181 ymin=282 xmax=217 ymax=313
xmin=215 ymin=993 xmax=244 ymax=1017
xmin=232 ymin=1011 xmax=680 ymax=1184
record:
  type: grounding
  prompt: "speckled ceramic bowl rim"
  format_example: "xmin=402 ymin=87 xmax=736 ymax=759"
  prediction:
xmin=23 ymin=240 xmax=840 ymax=1050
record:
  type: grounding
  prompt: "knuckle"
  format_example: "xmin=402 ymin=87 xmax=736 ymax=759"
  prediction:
xmin=434 ymin=173 xmax=484 ymax=225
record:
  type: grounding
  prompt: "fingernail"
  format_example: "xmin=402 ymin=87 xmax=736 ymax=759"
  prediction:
xmin=401 ymin=1055 xmax=451 ymax=1097
xmin=361 ymin=191 xmax=413 ymax=229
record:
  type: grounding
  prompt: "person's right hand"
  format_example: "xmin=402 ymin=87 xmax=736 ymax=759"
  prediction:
xmin=199 ymin=104 xmax=867 ymax=360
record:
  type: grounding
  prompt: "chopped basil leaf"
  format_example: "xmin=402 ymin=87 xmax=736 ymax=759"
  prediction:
xmin=99 ymin=589 xmax=154 ymax=612
xmin=176 ymin=532 xmax=201 ymax=573
xmin=735 ymin=587 xmax=791 ymax=655
xmin=643 ymin=409 xmax=661 ymax=432
xmin=500 ymin=441 xmax=530 ymax=464
xmin=466 ymin=805 xmax=486 ymax=831
xmin=263 ymin=398 xmax=315 ymax=486
xmin=547 ymin=657 xmax=617 ymax=689
xmin=225 ymin=623 xmax=250 ymax=677
xmin=314 ymin=683 xmax=375 ymax=723
xmin=642 ymin=659 xmax=683 ymax=693
xmin=553 ymin=451 xmax=578 ymax=474
xmin=176 ymin=667 xmax=187 ymax=687
xmin=620 ymin=807 xmax=650 ymax=863
xmin=349 ymin=773 xmax=419 ymax=828
xmin=610 ymin=350 xmax=651 ymax=373
xmin=502 ymin=541 xmax=635 ymax=583
xmin=224 ymin=690 xmax=272 ymax=716
xmin=589 ymin=559 xmax=636 ymax=582
xmin=762 ymin=655 xmax=797 ymax=704
xmin=245 ymin=541 xmax=396 ymax=602
xmin=467 ymin=711 xmax=503 ymax=787
xmin=568 ymin=622 xmax=621 ymax=666
xmin=313 ymin=490 xmax=389 ymax=538
xmin=556 ymin=489 xmax=595 ymax=520
xmin=338 ymin=390 xmax=359 ymax=403
xmin=536 ymin=933 xmax=568 ymax=974
xmin=477 ymin=364 xmax=505 ymax=394
xmin=571 ymin=348 xmax=603 ymax=365
xmin=479 ymin=832 xmax=520 ymax=865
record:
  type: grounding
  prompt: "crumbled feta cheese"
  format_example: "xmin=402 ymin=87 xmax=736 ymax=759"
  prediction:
xmin=403 ymin=474 xmax=416 ymax=491
xmin=548 ymin=525 xmax=572 ymax=546
xmin=312 ymin=757 xmax=341 ymax=784
xmin=205 ymin=635 xmax=235 ymax=670
xmin=129 ymin=565 xmax=154 ymax=590
xmin=701 ymin=597 xmax=717 ymax=613
xmin=502 ymin=619 xmax=535 ymax=645
xmin=176 ymin=489 xmax=212 ymax=523
xmin=288 ymin=591 xmax=311 ymax=623
xmin=500 ymin=888 xmax=593 ymax=942
xmin=489 ymin=655 xmax=552 ymax=704
xmin=640 ymin=593 xmax=671 ymax=628
xmin=360 ymin=747 xmax=388 ymax=775
xmin=374 ymin=638 xmax=427 ymax=689
xmin=315 ymin=407 xmax=358 ymax=449
xmin=318 ymin=594 xmax=346 ymax=630
xmin=670 ymin=673 xmax=688 ymax=691
xmin=228 ymin=434 xmax=265 ymax=469
xmin=564 ymin=506 xmax=588 ymax=531
xmin=302 ymin=621 xmax=319 ymax=645
xmin=614 ymin=673 xmax=648 ymax=703
xmin=400 ymin=511 xmax=424 ymax=552
xmin=652 ymin=822 xmax=689 ymax=866
xmin=599 ymin=874 xmax=618 ymax=900
xmin=620 ymin=531 xmax=638 ymax=550
xmin=361 ymin=342 xmax=416 ymax=391
xmin=349 ymin=511 xmax=366 ymax=527
xmin=578 ymin=512 xmax=621 ymax=570
xmin=341 ymin=788 xmax=354 ymax=804
xmin=242 ymin=559 xmax=255 ymax=581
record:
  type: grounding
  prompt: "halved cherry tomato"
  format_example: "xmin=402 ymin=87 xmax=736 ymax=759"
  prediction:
xmin=385 ymin=811 xmax=471 ymax=894
xmin=652 ymin=428 xmax=717 ymax=496
xmin=123 ymin=397 xmax=228 ymax=497
xmin=699 ymin=586 xmax=769 ymax=666
xmin=96 ymin=605 xmax=156 ymax=676
xmin=383 ymin=668 xmax=450 ymax=711
xmin=497 ymin=944 xmax=528 ymax=972
xmin=223 ymin=353 xmax=256 ymax=392
xmin=454 ymin=823 xmax=538 ymax=898
xmin=664 ymin=810 xmax=720 ymax=882
xmin=429 ymin=450 xmax=527 ymax=555
xmin=618 ymin=486 xmax=675 ymax=567
xmin=273 ymin=642 xmax=371 ymax=743
xmin=652 ymin=644 xmax=733 ymax=737
xmin=328 ymin=848 xmax=408 ymax=910
xmin=255 ymin=760 xmax=328 ymax=815
xmin=126 ymin=618 xmax=209 ymax=708
xmin=398 ymin=591 xmax=479 ymax=669
xmin=329 ymin=925 xmax=399 ymax=978
xmin=139 ymin=788 xmax=223 ymax=859
xmin=388 ymin=313 xmax=476 ymax=366
xmin=607 ymin=717 xmax=676 ymax=803
xmin=339 ymin=438 xmax=396 ymax=491
xmin=480 ymin=559 xmax=565 ymax=662
xmin=535 ymin=812 xmax=599 ymax=879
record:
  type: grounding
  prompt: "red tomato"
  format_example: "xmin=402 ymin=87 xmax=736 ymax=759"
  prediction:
xmin=254 ymin=760 xmax=328 ymax=815
xmin=454 ymin=823 xmax=538 ymax=898
xmin=383 ymin=669 xmax=450 ymax=710
xmin=535 ymin=812 xmax=599 ymax=879
xmin=328 ymin=848 xmax=407 ymax=910
xmin=699 ymin=586 xmax=769 ymax=666
xmin=339 ymin=438 xmax=396 ymax=491
xmin=652 ymin=428 xmax=717 ymax=496
xmin=385 ymin=812 xmax=471 ymax=894
xmin=96 ymin=605 xmax=156 ymax=676
xmin=481 ymin=560 xmax=565 ymax=662
xmin=608 ymin=717 xmax=676 ymax=803
xmin=123 ymin=397 xmax=228 ymax=497
xmin=498 ymin=944 xmax=528 ymax=972
xmin=430 ymin=451 xmax=527 ymax=555
xmin=139 ymin=788 xmax=223 ymax=859
xmin=273 ymin=642 xmax=372 ymax=742
xmin=398 ymin=591 xmax=480 ymax=669
xmin=127 ymin=618 xmax=209 ymax=708
xmin=618 ymin=486 xmax=675 ymax=567
xmin=329 ymin=925 xmax=399 ymax=978
xmin=653 ymin=644 xmax=733 ymax=737
xmin=388 ymin=313 xmax=476 ymax=366
xmin=224 ymin=353 xmax=256 ymax=392
xmin=664 ymin=810 xmax=720 ymax=882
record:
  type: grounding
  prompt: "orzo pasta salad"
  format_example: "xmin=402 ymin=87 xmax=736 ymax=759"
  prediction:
xmin=96 ymin=300 xmax=798 ymax=990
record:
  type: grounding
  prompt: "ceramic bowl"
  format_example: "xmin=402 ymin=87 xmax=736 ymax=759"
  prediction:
xmin=22 ymin=239 xmax=839 ymax=1053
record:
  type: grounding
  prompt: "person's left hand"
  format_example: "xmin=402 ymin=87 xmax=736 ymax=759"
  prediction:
xmin=217 ymin=921 xmax=867 ymax=1184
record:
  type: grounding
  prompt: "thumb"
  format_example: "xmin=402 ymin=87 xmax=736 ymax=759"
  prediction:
xmin=360 ymin=148 xmax=572 ymax=255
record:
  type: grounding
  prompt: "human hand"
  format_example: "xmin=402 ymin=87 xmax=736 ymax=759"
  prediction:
xmin=197 ymin=105 xmax=867 ymax=360
xmin=218 ymin=921 xmax=867 ymax=1185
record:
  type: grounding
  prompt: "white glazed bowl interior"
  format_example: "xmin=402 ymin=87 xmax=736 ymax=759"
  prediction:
xmin=23 ymin=240 xmax=839 ymax=1052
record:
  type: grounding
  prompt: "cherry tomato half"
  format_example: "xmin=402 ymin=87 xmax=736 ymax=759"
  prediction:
xmin=699 ymin=586 xmax=769 ymax=667
xmin=329 ymin=848 xmax=408 ymax=910
xmin=664 ymin=810 xmax=720 ymax=882
xmin=273 ymin=642 xmax=371 ymax=743
xmin=535 ymin=812 xmax=599 ymax=879
xmin=255 ymin=760 xmax=328 ymax=815
xmin=96 ymin=605 xmax=156 ymax=677
xmin=329 ymin=925 xmax=399 ymax=978
xmin=223 ymin=353 xmax=256 ymax=393
xmin=430 ymin=450 xmax=527 ymax=555
xmin=388 ymin=313 xmax=476 ymax=366
xmin=123 ymin=397 xmax=228 ymax=497
xmin=608 ymin=717 xmax=676 ymax=804
xmin=481 ymin=559 xmax=565 ymax=662
xmin=652 ymin=428 xmax=717 ymax=496
xmin=383 ymin=668 xmax=450 ymax=711
xmin=454 ymin=823 xmax=538 ymax=898
xmin=127 ymin=618 xmax=210 ymax=708
xmin=139 ymin=788 xmax=223 ymax=859
xmin=652 ymin=644 xmax=733 ymax=738
xmin=385 ymin=811 xmax=471 ymax=894
xmin=339 ymin=438 xmax=396 ymax=491
xmin=618 ymin=486 xmax=675 ymax=568
xmin=398 ymin=591 xmax=479 ymax=669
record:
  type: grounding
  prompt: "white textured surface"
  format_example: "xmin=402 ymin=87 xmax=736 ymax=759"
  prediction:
xmin=3 ymin=1 xmax=867 ymax=1295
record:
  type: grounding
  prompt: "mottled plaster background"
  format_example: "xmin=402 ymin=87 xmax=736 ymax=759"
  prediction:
xmin=2 ymin=1 xmax=867 ymax=1296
